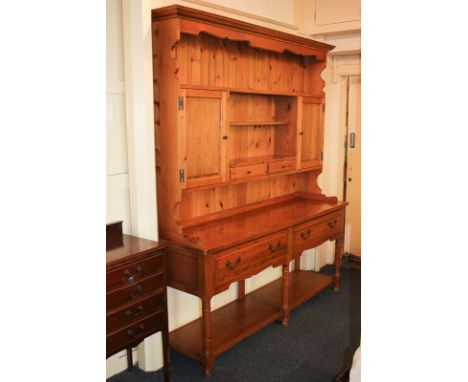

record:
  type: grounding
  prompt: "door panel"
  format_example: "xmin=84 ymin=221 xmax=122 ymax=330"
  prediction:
xmin=182 ymin=89 xmax=227 ymax=188
xmin=300 ymin=100 xmax=323 ymax=169
xmin=344 ymin=76 xmax=361 ymax=256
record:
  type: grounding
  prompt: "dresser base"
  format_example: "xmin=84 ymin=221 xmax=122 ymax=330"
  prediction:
xmin=170 ymin=270 xmax=332 ymax=362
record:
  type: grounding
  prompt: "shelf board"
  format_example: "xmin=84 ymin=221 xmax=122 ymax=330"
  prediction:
xmin=169 ymin=270 xmax=332 ymax=361
xmin=180 ymin=84 xmax=324 ymax=99
xmin=230 ymin=120 xmax=288 ymax=127
xmin=230 ymin=155 xmax=295 ymax=168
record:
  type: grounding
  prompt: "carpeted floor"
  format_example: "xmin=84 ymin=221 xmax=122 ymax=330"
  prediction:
xmin=108 ymin=264 xmax=360 ymax=382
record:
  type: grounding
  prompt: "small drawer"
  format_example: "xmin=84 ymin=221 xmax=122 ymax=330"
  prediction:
xmin=230 ymin=163 xmax=265 ymax=181
xmin=107 ymin=272 xmax=164 ymax=312
xmin=214 ymin=231 xmax=288 ymax=291
xmin=107 ymin=252 xmax=163 ymax=291
xmin=106 ymin=310 xmax=164 ymax=357
xmin=106 ymin=290 xmax=164 ymax=334
xmin=268 ymin=159 xmax=296 ymax=174
xmin=293 ymin=213 xmax=342 ymax=254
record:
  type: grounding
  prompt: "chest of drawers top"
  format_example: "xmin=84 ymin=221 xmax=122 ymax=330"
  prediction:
xmin=106 ymin=235 xmax=166 ymax=271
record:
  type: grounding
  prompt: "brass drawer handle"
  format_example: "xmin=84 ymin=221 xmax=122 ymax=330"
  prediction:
xmin=127 ymin=324 xmax=145 ymax=338
xmin=129 ymin=285 xmax=143 ymax=300
xmin=226 ymin=256 xmax=241 ymax=270
xmin=328 ymin=220 xmax=337 ymax=229
xmin=125 ymin=305 xmax=144 ymax=319
xmin=268 ymin=242 xmax=281 ymax=253
xmin=300 ymin=229 xmax=311 ymax=240
xmin=124 ymin=265 xmax=142 ymax=282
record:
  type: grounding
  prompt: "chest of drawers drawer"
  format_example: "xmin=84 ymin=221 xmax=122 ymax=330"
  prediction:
xmin=293 ymin=212 xmax=343 ymax=254
xmin=107 ymin=252 xmax=163 ymax=291
xmin=107 ymin=272 xmax=164 ymax=312
xmin=106 ymin=310 xmax=165 ymax=357
xmin=214 ymin=231 xmax=288 ymax=292
xmin=107 ymin=290 xmax=165 ymax=334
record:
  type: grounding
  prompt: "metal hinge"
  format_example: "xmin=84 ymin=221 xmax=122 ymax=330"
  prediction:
xmin=178 ymin=169 xmax=185 ymax=183
xmin=322 ymin=103 xmax=325 ymax=113
xmin=321 ymin=152 xmax=324 ymax=161
xmin=178 ymin=96 xmax=184 ymax=110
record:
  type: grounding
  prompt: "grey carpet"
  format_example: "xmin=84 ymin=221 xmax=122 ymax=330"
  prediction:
xmin=107 ymin=264 xmax=360 ymax=382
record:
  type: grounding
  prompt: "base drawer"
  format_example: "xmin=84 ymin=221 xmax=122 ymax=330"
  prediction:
xmin=107 ymin=273 xmax=164 ymax=312
xmin=106 ymin=310 xmax=164 ymax=357
xmin=293 ymin=212 xmax=343 ymax=254
xmin=214 ymin=231 xmax=288 ymax=292
xmin=106 ymin=290 xmax=164 ymax=334
xmin=107 ymin=252 xmax=163 ymax=291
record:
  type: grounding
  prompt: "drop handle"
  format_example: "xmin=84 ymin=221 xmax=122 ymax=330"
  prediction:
xmin=124 ymin=266 xmax=142 ymax=282
xmin=300 ymin=229 xmax=311 ymax=240
xmin=226 ymin=256 xmax=241 ymax=270
xmin=125 ymin=305 xmax=144 ymax=319
xmin=127 ymin=324 xmax=145 ymax=338
xmin=328 ymin=220 xmax=337 ymax=229
xmin=268 ymin=242 xmax=281 ymax=253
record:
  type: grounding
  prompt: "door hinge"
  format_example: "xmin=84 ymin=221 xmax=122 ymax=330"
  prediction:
xmin=320 ymin=152 xmax=324 ymax=161
xmin=322 ymin=103 xmax=325 ymax=113
xmin=178 ymin=169 xmax=185 ymax=183
xmin=178 ymin=96 xmax=184 ymax=110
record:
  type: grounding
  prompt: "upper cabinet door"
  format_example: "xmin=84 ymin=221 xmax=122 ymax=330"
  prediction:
xmin=179 ymin=89 xmax=227 ymax=189
xmin=298 ymin=97 xmax=324 ymax=169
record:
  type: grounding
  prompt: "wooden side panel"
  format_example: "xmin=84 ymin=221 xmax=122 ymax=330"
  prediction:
xmin=166 ymin=246 xmax=200 ymax=296
xmin=152 ymin=18 xmax=183 ymax=234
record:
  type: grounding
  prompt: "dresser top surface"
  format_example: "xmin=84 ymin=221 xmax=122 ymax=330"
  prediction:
xmin=106 ymin=235 xmax=165 ymax=267
xmin=179 ymin=196 xmax=346 ymax=253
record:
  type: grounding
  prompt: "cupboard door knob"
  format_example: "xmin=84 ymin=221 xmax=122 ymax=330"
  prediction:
xmin=300 ymin=229 xmax=311 ymax=240
xmin=268 ymin=242 xmax=281 ymax=253
xmin=328 ymin=220 xmax=337 ymax=229
xmin=226 ymin=256 xmax=241 ymax=270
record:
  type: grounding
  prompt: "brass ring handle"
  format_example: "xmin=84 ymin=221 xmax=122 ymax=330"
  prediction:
xmin=300 ymin=229 xmax=311 ymax=240
xmin=328 ymin=220 xmax=337 ymax=229
xmin=226 ymin=256 xmax=241 ymax=270
xmin=268 ymin=242 xmax=281 ymax=253
xmin=129 ymin=285 xmax=143 ymax=299
xmin=127 ymin=324 xmax=145 ymax=338
xmin=125 ymin=305 xmax=144 ymax=319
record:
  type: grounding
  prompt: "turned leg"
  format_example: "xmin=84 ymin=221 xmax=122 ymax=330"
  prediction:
xmin=162 ymin=329 xmax=170 ymax=381
xmin=333 ymin=237 xmax=344 ymax=292
xmin=126 ymin=348 xmax=133 ymax=370
xmin=238 ymin=280 xmax=245 ymax=300
xmin=201 ymin=297 xmax=214 ymax=377
xmin=281 ymin=263 xmax=290 ymax=327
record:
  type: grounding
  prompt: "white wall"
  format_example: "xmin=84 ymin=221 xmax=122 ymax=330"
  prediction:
xmin=107 ymin=0 xmax=360 ymax=377
xmin=106 ymin=0 xmax=135 ymax=377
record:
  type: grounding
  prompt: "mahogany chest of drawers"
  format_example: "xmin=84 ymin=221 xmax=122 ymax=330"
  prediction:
xmin=106 ymin=223 xmax=170 ymax=381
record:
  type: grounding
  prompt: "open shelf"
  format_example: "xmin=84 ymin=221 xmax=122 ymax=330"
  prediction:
xmin=230 ymin=120 xmax=289 ymax=127
xmin=169 ymin=270 xmax=332 ymax=361
xmin=230 ymin=155 xmax=295 ymax=168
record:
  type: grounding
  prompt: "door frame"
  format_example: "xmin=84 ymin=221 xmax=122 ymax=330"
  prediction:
xmin=315 ymin=55 xmax=360 ymax=270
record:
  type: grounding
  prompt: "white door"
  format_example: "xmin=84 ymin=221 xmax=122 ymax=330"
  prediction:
xmin=344 ymin=75 xmax=361 ymax=257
